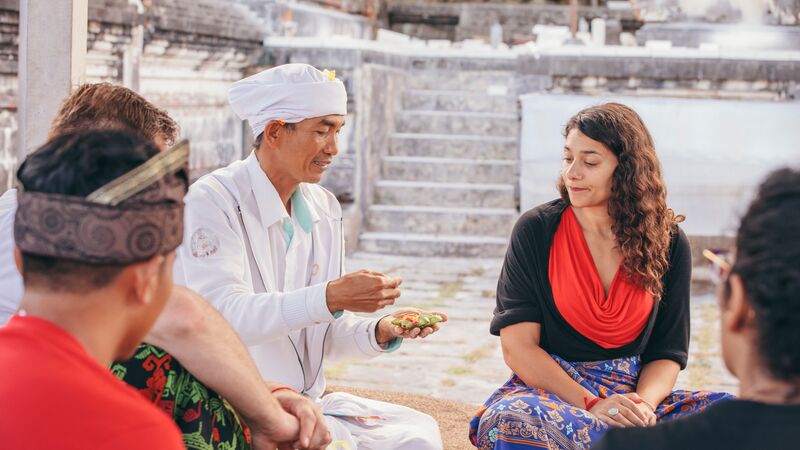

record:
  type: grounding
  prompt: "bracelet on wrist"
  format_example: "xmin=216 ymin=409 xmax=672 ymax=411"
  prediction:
xmin=583 ymin=396 xmax=602 ymax=411
xmin=271 ymin=386 xmax=297 ymax=395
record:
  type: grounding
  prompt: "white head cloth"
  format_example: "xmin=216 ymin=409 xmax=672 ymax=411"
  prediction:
xmin=228 ymin=63 xmax=347 ymax=138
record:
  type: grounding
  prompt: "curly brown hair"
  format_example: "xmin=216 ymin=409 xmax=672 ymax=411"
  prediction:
xmin=558 ymin=103 xmax=681 ymax=299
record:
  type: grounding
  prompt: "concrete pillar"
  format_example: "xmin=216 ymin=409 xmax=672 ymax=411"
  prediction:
xmin=569 ymin=0 xmax=578 ymax=37
xmin=18 ymin=0 xmax=88 ymax=158
xmin=122 ymin=24 xmax=143 ymax=92
xmin=122 ymin=1 xmax=144 ymax=92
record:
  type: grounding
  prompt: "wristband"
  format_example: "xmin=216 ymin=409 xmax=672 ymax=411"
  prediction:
xmin=583 ymin=396 xmax=601 ymax=411
xmin=271 ymin=386 xmax=297 ymax=394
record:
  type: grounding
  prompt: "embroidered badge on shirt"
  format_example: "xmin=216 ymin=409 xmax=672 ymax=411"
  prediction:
xmin=190 ymin=228 xmax=220 ymax=258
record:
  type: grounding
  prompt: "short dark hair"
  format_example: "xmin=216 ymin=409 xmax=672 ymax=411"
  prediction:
xmin=731 ymin=167 xmax=800 ymax=379
xmin=252 ymin=122 xmax=297 ymax=151
xmin=252 ymin=132 xmax=263 ymax=151
xmin=17 ymin=129 xmax=161 ymax=292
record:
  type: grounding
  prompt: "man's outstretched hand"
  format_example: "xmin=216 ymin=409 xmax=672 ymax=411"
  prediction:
xmin=376 ymin=308 xmax=448 ymax=344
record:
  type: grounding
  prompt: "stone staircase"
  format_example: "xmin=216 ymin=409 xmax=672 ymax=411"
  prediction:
xmin=359 ymin=70 xmax=520 ymax=257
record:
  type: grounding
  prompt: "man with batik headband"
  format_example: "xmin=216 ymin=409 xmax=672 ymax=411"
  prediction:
xmin=0 ymin=130 xmax=187 ymax=449
xmin=176 ymin=63 xmax=445 ymax=449
xmin=0 ymin=83 xmax=330 ymax=450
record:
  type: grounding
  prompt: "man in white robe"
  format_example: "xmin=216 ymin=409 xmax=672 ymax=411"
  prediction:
xmin=174 ymin=64 xmax=444 ymax=450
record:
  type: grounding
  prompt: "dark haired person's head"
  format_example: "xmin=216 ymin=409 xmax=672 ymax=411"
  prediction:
xmin=48 ymin=82 xmax=178 ymax=149
xmin=15 ymin=129 xmax=181 ymax=358
xmin=720 ymin=168 xmax=800 ymax=385
xmin=559 ymin=103 xmax=678 ymax=299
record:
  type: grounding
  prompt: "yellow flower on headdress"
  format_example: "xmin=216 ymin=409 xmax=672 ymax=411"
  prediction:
xmin=322 ymin=69 xmax=336 ymax=81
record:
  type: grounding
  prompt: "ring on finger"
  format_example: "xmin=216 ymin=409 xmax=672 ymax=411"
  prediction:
xmin=607 ymin=407 xmax=619 ymax=416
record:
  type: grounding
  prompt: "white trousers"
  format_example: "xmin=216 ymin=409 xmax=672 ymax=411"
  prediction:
xmin=320 ymin=392 xmax=443 ymax=450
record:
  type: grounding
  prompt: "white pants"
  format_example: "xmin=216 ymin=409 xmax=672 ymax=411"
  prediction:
xmin=320 ymin=392 xmax=443 ymax=450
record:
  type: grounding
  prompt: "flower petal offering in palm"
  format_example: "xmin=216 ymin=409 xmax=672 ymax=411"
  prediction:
xmin=391 ymin=312 xmax=443 ymax=330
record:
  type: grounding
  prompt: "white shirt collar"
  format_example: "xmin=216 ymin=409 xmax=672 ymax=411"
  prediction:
xmin=244 ymin=152 xmax=320 ymax=230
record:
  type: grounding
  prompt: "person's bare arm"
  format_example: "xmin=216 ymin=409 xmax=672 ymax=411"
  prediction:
xmin=144 ymin=286 xmax=303 ymax=449
xmin=501 ymin=322 xmax=647 ymax=427
xmin=501 ymin=322 xmax=595 ymax=407
xmin=634 ymin=359 xmax=680 ymax=409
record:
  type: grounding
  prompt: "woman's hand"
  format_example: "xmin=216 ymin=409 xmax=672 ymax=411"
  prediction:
xmin=588 ymin=394 xmax=649 ymax=428
xmin=624 ymin=392 xmax=657 ymax=426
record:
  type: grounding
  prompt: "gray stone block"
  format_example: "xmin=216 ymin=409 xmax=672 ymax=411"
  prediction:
xmin=359 ymin=232 xmax=508 ymax=257
xmin=396 ymin=110 xmax=518 ymax=137
xmin=381 ymin=156 xmax=517 ymax=184
xmin=366 ymin=205 xmax=516 ymax=237
xmin=390 ymin=133 xmax=517 ymax=160
xmin=407 ymin=69 xmax=516 ymax=91
xmin=374 ymin=180 xmax=516 ymax=209
xmin=321 ymin=155 xmax=356 ymax=203
xmin=403 ymin=89 xmax=517 ymax=114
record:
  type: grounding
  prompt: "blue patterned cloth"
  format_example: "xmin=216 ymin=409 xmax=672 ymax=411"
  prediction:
xmin=469 ymin=355 xmax=733 ymax=449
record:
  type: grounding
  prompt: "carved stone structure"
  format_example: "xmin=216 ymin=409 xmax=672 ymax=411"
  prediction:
xmin=0 ymin=0 xmax=263 ymax=189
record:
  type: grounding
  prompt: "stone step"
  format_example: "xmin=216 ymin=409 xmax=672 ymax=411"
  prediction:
xmin=396 ymin=110 xmax=518 ymax=137
xmin=403 ymin=89 xmax=518 ymax=114
xmin=407 ymin=70 xmax=516 ymax=92
xmin=366 ymin=205 xmax=517 ymax=237
xmin=359 ymin=232 xmax=508 ymax=257
xmin=389 ymin=133 xmax=517 ymax=160
xmin=374 ymin=180 xmax=517 ymax=208
xmin=381 ymin=156 xmax=517 ymax=184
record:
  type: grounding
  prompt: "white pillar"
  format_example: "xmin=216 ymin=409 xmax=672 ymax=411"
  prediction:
xmin=18 ymin=0 xmax=88 ymax=158
xmin=122 ymin=0 xmax=144 ymax=92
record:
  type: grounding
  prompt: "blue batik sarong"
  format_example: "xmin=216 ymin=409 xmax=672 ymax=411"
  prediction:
xmin=469 ymin=355 xmax=733 ymax=449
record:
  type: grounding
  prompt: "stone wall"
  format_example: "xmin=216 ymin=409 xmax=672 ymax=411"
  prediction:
xmin=386 ymin=1 xmax=637 ymax=43
xmin=348 ymin=64 xmax=407 ymax=251
xmin=0 ymin=0 xmax=263 ymax=190
xmin=238 ymin=0 xmax=374 ymax=39
xmin=516 ymin=48 xmax=800 ymax=101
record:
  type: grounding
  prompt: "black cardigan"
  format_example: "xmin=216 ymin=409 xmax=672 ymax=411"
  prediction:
xmin=491 ymin=199 xmax=692 ymax=369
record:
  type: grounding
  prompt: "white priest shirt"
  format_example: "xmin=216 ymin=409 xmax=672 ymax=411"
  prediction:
xmin=174 ymin=152 xmax=398 ymax=399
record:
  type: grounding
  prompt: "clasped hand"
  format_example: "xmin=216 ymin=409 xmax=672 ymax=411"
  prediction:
xmin=588 ymin=393 xmax=657 ymax=428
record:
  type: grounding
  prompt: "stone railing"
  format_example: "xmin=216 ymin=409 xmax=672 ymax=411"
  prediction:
xmin=386 ymin=1 xmax=637 ymax=43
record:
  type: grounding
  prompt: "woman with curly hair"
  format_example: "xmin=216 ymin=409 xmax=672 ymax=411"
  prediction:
xmin=469 ymin=103 xmax=733 ymax=450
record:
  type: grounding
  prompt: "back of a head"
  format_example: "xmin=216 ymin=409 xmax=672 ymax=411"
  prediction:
xmin=733 ymin=167 xmax=800 ymax=379
xmin=48 ymin=83 xmax=178 ymax=146
xmin=16 ymin=129 xmax=161 ymax=291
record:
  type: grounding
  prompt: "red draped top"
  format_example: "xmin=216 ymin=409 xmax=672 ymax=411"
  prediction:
xmin=548 ymin=207 xmax=653 ymax=349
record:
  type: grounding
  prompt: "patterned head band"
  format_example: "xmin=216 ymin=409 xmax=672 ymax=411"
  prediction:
xmin=14 ymin=140 xmax=190 ymax=265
